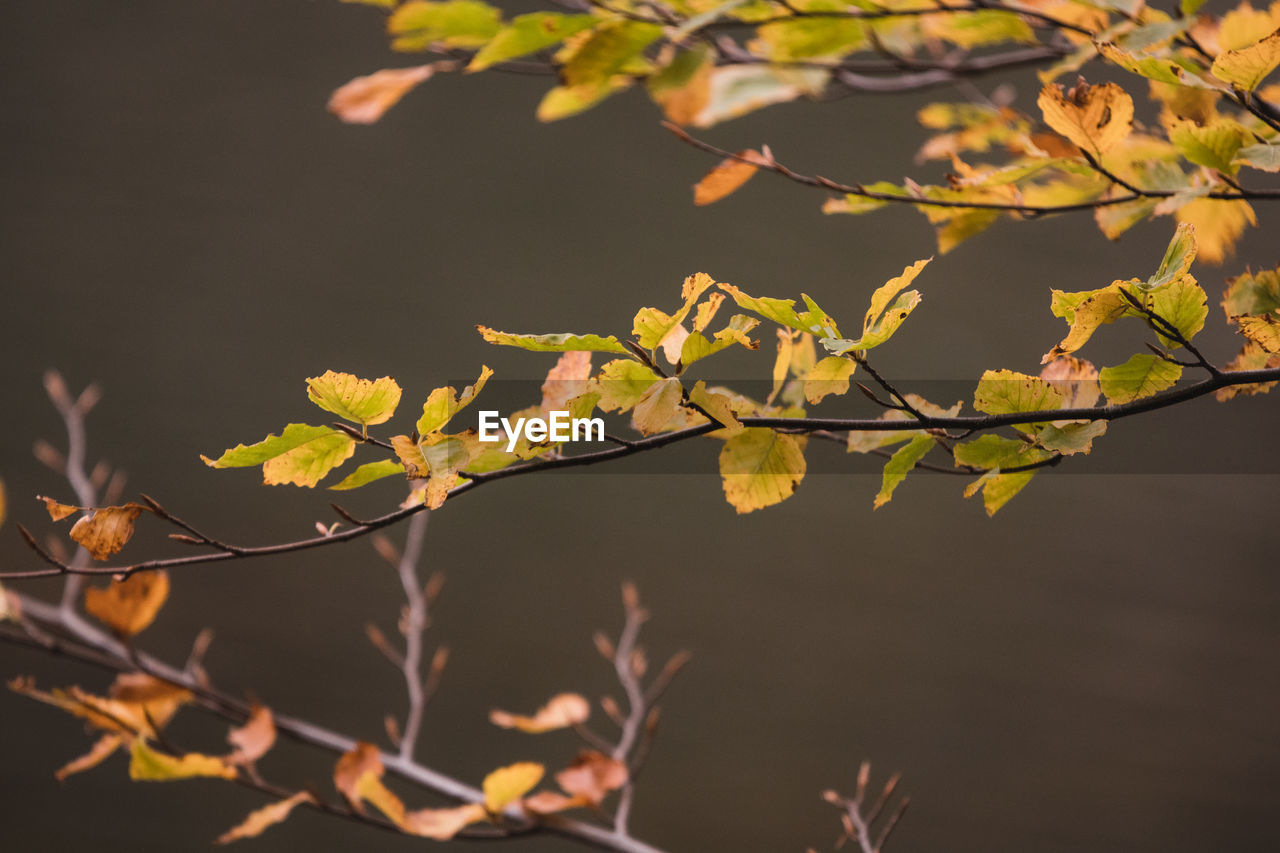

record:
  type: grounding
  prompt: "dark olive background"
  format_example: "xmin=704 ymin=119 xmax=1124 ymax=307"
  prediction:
xmin=2 ymin=2 xmax=1278 ymax=851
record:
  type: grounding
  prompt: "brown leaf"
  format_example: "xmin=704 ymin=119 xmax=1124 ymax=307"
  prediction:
xmin=521 ymin=790 xmax=589 ymax=815
xmin=334 ymin=741 xmax=384 ymax=812
xmin=70 ymin=503 xmax=146 ymax=560
xmin=490 ymin=692 xmax=591 ymax=733
xmin=55 ymin=733 xmax=125 ymax=781
xmin=402 ymin=803 xmax=487 ymax=839
xmin=328 ymin=65 xmax=436 ymax=125
xmin=216 ymin=791 xmax=314 ymax=845
xmin=693 ymin=151 xmax=765 ymax=205
xmin=39 ymin=495 xmax=79 ymax=521
xmin=1039 ymin=355 xmax=1100 ymax=412
xmin=84 ymin=571 xmax=169 ymax=637
xmin=554 ymin=750 xmax=628 ymax=805
xmin=541 ymin=351 xmax=593 ymax=413
xmin=227 ymin=704 xmax=276 ymax=765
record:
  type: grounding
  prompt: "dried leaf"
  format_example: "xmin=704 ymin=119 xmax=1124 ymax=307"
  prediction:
xmin=328 ymin=65 xmax=436 ymax=125
xmin=84 ymin=571 xmax=170 ymax=637
xmin=56 ymin=734 xmax=124 ymax=781
xmin=693 ymin=151 xmax=763 ymax=206
xmin=129 ymin=738 xmax=236 ymax=781
xmin=334 ymin=741 xmax=383 ymax=812
xmin=39 ymin=495 xmax=79 ymax=521
xmin=541 ymin=351 xmax=593 ymax=413
xmin=483 ymin=762 xmax=545 ymax=812
xmin=1037 ymin=79 xmax=1133 ymax=156
xmin=216 ymin=791 xmax=315 ymax=845
xmin=490 ymin=692 xmax=591 ymax=733
xmin=227 ymin=705 xmax=277 ymax=765
xmin=554 ymin=750 xmax=628 ymax=805
xmin=402 ymin=803 xmax=488 ymax=839
xmin=70 ymin=503 xmax=146 ymax=560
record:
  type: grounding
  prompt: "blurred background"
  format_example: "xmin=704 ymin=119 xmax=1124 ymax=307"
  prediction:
xmin=1 ymin=1 xmax=1278 ymax=851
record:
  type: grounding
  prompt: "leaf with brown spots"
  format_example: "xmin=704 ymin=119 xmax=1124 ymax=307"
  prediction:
xmin=70 ymin=503 xmax=146 ymax=560
xmin=1037 ymin=79 xmax=1133 ymax=156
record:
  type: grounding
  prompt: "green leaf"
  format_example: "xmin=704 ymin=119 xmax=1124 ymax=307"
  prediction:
xmin=680 ymin=314 xmax=760 ymax=366
xmin=928 ymin=10 xmax=1035 ymax=49
xmin=202 ymin=424 xmax=356 ymax=488
xmin=1043 ymin=282 xmax=1136 ymax=361
xmin=1180 ymin=0 xmax=1208 ymax=16
xmin=1235 ymin=141 xmax=1280 ymax=172
xmin=803 ymin=356 xmax=856 ymax=404
xmin=755 ymin=16 xmax=865 ymax=62
xmin=692 ymin=65 xmax=829 ymax=127
xmin=717 ymin=284 xmax=840 ymax=338
xmin=1098 ymin=43 xmax=1213 ymax=87
xmin=329 ymin=459 xmax=406 ymax=491
xmin=477 ymin=326 xmax=630 ymax=354
xmin=718 ymin=428 xmax=806 ymax=513
xmin=873 ymin=435 xmax=935 ymax=509
xmin=417 ymin=366 xmax=493 ymax=435
xmin=389 ymin=0 xmax=502 ymax=51
xmin=467 ymin=13 xmax=597 ymax=71
xmin=130 ymin=739 xmax=235 ymax=782
xmin=1099 ymin=353 xmax=1183 ymax=403
xmin=822 ymin=259 xmax=929 ymax=354
xmin=972 ymin=369 xmax=1065 ymax=433
xmin=953 ymin=434 xmax=1051 ymax=515
xmin=562 ymin=20 xmax=662 ymax=92
xmin=820 ymin=182 xmax=911 ymax=215
xmin=1035 ymin=420 xmax=1107 ymax=455
xmin=593 ymin=359 xmax=660 ymax=412
xmin=1222 ymin=266 xmax=1280 ymax=318
xmin=306 ymin=371 xmax=402 ymax=428
xmin=1147 ymin=221 xmax=1198 ymax=289
xmin=1169 ymin=119 xmax=1248 ymax=174
xmin=633 ymin=273 xmax=715 ymax=350
xmin=1149 ymin=274 xmax=1208 ymax=348
xmin=1211 ymin=31 xmax=1280 ymax=90
xmin=536 ymin=78 xmax=631 ymax=121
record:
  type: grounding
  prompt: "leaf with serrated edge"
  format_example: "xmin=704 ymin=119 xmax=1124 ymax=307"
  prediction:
xmin=973 ymin=369 xmax=1064 ymax=433
xmin=306 ymin=371 xmax=402 ymax=427
xmin=719 ymin=428 xmax=806 ymax=513
xmin=1212 ymin=31 xmax=1280 ymax=91
xmin=329 ymin=459 xmax=405 ymax=491
xmin=1038 ymin=80 xmax=1133 ymax=156
xmin=416 ymin=366 xmax=493 ymax=435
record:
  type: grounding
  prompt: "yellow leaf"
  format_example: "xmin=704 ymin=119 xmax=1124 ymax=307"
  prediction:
xmin=1174 ymin=197 xmax=1256 ymax=263
xmin=1037 ymin=79 xmax=1133 ymax=156
xmin=70 ymin=503 xmax=146 ymax=560
xmin=129 ymin=738 xmax=236 ymax=781
xmin=693 ymin=151 xmax=763 ymax=205
xmin=356 ymin=770 xmax=407 ymax=826
xmin=1212 ymin=31 xmax=1280 ymax=90
xmin=803 ymin=356 xmax=856 ymax=405
xmin=306 ymin=371 xmax=402 ymax=427
xmin=483 ymin=762 xmax=545 ymax=812
xmin=719 ymin=428 xmax=806 ymax=514
xmin=490 ymin=692 xmax=591 ymax=733
xmin=327 ymin=65 xmax=436 ymax=124
xmin=631 ymin=377 xmax=684 ymax=435
xmin=334 ymin=742 xmax=384 ymax=813
xmin=84 ymin=571 xmax=169 ymax=637
xmin=417 ymin=366 xmax=494 ymax=435
xmin=1239 ymin=313 xmax=1280 ymax=351
xmin=216 ymin=791 xmax=315 ymax=845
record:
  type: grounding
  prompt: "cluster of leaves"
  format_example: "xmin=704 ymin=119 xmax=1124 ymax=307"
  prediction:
xmin=4 ymin=560 xmax=648 ymax=845
xmin=332 ymin=1 xmax=1280 ymax=258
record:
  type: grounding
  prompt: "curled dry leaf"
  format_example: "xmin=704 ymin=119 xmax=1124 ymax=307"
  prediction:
xmin=216 ymin=791 xmax=315 ymax=845
xmin=84 ymin=570 xmax=170 ymax=637
xmin=70 ymin=503 xmax=146 ymax=560
xmin=39 ymin=495 xmax=79 ymax=521
xmin=555 ymin=750 xmax=629 ymax=805
xmin=129 ymin=738 xmax=236 ymax=781
xmin=328 ymin=65 xmax=437 ymax=124
xmin=227 ymin=704 xmax=277 ymax=765
xmin=490 ymin=692 xmax=591 ymax=733
xmin=483 ymin=762 xmax=545 ymax=812
xmin=402 ymin=803 xmax=488 ymax=840
xmin=56 ymin=733 xmax=125 ymax=781
xmin=693 ymin=150 xmax=767 ymax=206
xmin=333 ymin=741 xmax=384 ymax=813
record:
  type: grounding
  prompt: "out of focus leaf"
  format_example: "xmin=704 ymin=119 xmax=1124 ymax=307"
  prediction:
xmin=216 ymin=791 xmax=315 ymax=845
xmin=468 ymin=13 xmax=597 ymax=71
xmin=416 ymin=366 xmax=494 ymax=435
xmin=227 ymin=705 xmax=276 ymax=765
xmin=328 ymin=66 xmax=436 ymax=124
xmin=693 ymin=152 xmax=763 ymax=205
xmin=483 ymin=762 xmax=545 ymax=812
xmin=554 ymin=750 xmax=628 ymax=805
xmin=490 ymin=692 xmax=591 ymax=733
xmin=129 ymin=739 xmax=236 ymax=781
xmin=84 ymin=571 xmax=169 ymax=637
xmin=1038 ymin=80 xmax=1133 ymax=156
xmin=389 ymin=1 xmax=502 ymax=50
xmin=1212 ymin=31 xmax=1280 ymax=90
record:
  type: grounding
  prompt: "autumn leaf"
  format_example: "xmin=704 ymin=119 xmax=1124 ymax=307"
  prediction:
xmin=953 ymin=435 xmax=1052 ymax=515
xmin=329 ymin=459 xmax=406 ymax=491
xmin=334 ymin=742 xmax=385 ymax=814
xmin=306 ymin=371 xmax=402 ymax=428
xmin=1039 ymin=356 xmax=1100 ymax=412
xmin=70 ymin=503 xmax=146 ymax=560
xmin=227 ymin=704 xmax=276 ymax=765
xmin=483 ymin=762 xmax=545 ymax=812
xmin=631 ymin=377 xmax=684 ymax=435
xmin=874 ymin=435 xmax=936 ymax=509
xmin=1238 ymin=313 xmax=1280 ymax=351
xmin=129 ymin=738 xmax=236 ymax=781
xmin=693 ymin=151 xmax=764 ymax=205
xmin=203 ymin=424 xmax=356 ymax=488
xmin=39 ymin=495 xmax=79 ymax=521
xmin=1037 ymin=79 xmax=1133 ymax=156
xmin=1212 ymin=31 xmax=1280 ymax=91
xmin=490 ymin=692 xmax=591 ymax=733
xmin=468 ymin=13 xmax=597 ymax=72
xmin=647 ymin=45 xmax=712 ymax=125
xmin=1174 ymin=198 xmax=1256 ymax=264
xmin=541 ymin=351 xmax=593 ymax=413
xmin=328 ymin=65 xmax=437 ymax=124
xmin=84 ymin=571 xmax=170 ymax=637
xmin=217 ymin=791 xmax=315 ymax=845
xmin=822 ymin=258 xmax=930 ymax=354
xmin=719 ymin=428 xmax=806 ymax=513
xmin=554 ymin=750 xmax=628 ymax=805
xmin=402 ymin=804 xmax=488 ymax=839
xmin=477 ymin=327 xmax=630 ymax=354
xmin=972 ymin=369 xmax=1065 ymax=433
xmin=1099 ymin=353 xmax=1183 ymax=404
xmin=55 ymin=734 xmax=124 ymax=782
